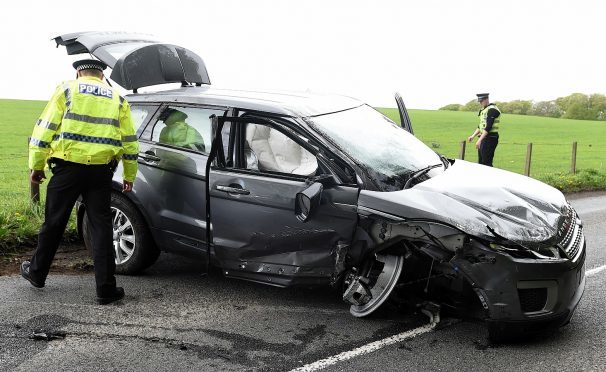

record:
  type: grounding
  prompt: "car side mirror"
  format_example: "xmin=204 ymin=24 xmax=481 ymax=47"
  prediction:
xmin=295 ymin=182 xmax=323 ymax=222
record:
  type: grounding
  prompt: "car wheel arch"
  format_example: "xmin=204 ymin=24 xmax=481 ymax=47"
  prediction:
xmin=81 ymin=190 xmax=160 ymax=274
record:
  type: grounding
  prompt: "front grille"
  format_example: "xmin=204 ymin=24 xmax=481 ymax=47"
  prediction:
xmin=564 ymin=224 xmax=583 ymax=261
xmin=556 ymin=205 xmax=584 ymax=262
xmin=556 ymin=206 xmax=575 ymax=247
xmin=518 ymin=288 xmax=548 ymax=312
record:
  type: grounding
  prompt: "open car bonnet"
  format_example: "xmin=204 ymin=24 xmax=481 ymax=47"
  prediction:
xmin=54 ymin=31 xmax=211 ymax=90
xmin=359 ymin=160 xmax=570 ymax=249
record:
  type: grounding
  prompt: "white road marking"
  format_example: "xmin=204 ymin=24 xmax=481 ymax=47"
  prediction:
xmin=288 ymin=322 xmax=436 ymax=372
xmin=291 ymin=264 xmax=606 ymax=372
xmin=587 ymin=264 xmax=606 ymax=277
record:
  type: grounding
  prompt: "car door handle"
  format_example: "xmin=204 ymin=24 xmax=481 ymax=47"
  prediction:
xmin=139 ymin=151 xmax=161 ymax=162
xmin=216 ymin=185 xmax=250 ymax=195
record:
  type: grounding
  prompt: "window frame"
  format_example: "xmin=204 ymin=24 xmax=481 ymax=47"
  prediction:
xmin=129 ymin=103 xmax=161 ymax=137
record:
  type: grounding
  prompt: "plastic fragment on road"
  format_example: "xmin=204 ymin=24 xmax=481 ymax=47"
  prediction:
xmin=29 ymin=330 xmax=66 ymax=341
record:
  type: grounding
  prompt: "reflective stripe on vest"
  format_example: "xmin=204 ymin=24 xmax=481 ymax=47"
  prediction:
xmin=35 ymin=119 xmax=59 ymax=131
xmin=479 ymin=104 xmax=501 ymax=133
xmin=63 ymin=112 xmax=120 ymax=127
xmin=53 ymin=132 xmax=123 ymax=147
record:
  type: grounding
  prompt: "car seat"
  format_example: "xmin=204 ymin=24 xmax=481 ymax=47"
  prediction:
xmin=245 ymin=124 xmax=317 ymax=176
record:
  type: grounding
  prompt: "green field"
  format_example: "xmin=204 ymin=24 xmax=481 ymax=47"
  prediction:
xmin=378 ymin=108 xmax=606 ymax=176
xmin=0 ymin=99 xmax=51 ymax=251
xmin=1 ymin=99 xmax=605 ymax=252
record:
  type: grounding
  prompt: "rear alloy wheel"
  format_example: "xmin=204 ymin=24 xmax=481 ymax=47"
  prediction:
xmin=83 ymin=193 xmax=159 ymax=274
xmin=112 ymin=206 xmax=135 ymax=265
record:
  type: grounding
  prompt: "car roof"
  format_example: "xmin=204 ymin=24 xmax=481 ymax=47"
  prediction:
xmin=126 ymin=85 xmax=364 ymax=117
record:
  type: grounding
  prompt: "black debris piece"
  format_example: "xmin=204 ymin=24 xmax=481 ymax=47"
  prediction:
xmin=30 ymin=331 xmax=66 ymax=341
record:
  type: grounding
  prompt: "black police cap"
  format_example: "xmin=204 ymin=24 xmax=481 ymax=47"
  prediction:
xmin=476 ymin=93 xmax=489 ymax=101
xmin=72 ymin=59 xmax=107 ymax=72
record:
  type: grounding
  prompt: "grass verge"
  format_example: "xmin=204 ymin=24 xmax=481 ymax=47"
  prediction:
xmin=536 ymin=168 xmax=606 ymax=193
xmin=0 ymin=197 xmax=78 ymax=256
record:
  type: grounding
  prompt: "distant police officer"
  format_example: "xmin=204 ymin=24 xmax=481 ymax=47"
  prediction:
xmin=22 ymin=59 xmax=139 ymax=304
xmin=467 ymin=93 xmax=501 ymax=167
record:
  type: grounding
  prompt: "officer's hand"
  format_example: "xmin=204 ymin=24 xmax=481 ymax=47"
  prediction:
xmin=467 ymin=135 xmax=474 ymax=143
xmin=30 ymin=170 xmax=46 ymax=184
xmin=122 ymin=180 xmax=133 ymax=193
xmin=475 ymin=139 xmax=482 ymax=150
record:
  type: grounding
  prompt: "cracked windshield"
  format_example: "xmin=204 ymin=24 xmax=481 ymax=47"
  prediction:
xmin=308 ymin=105 xmax=443 ymax=190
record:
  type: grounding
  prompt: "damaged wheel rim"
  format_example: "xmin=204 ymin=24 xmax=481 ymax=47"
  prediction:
xmin=349 ymin=254 xmax=403 ymax=317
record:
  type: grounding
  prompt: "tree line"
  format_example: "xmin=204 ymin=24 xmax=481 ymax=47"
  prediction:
xmin=439 ymin=93 xmax=606 ymax=121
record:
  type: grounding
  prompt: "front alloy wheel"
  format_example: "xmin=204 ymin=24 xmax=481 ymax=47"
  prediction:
xmin=348 ymin=254 xmax=404 ymax=317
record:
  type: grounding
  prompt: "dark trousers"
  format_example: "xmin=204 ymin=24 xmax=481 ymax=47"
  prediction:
xmin=29 ymin=159 xmax=116 ymax=296
xmin=478 ymin=135 xmax=499 ymax=167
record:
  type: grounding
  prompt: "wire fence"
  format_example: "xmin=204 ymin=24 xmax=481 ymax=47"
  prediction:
xmin=423 ymin=140 xmax=606 ymax=176
xmin=1 ymin=141 xmax=605 ymax=187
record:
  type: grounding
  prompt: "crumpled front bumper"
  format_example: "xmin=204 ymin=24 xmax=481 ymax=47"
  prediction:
xmin=451 ymin=240 xmax=586 ymax=330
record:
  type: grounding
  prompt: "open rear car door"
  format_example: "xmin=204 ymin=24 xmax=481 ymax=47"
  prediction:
xmin=54 ymin=31 xmax=211 ymax=90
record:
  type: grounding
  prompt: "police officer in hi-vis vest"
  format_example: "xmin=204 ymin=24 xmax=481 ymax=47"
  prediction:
xmin=467 ymin=93 xmax=501 ymax=167
xmin=22 ymin=59 xmax=139 ymax=305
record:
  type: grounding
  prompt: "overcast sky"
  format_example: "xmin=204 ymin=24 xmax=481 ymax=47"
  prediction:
xmin=1 ymin=0 xmax=604 ymax=109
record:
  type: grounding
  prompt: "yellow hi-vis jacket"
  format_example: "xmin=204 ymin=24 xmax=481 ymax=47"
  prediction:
xmin=28 ymin=76 xmax=139 ymax=182
xmin=478 ymin=104 xmax=501 ymax=134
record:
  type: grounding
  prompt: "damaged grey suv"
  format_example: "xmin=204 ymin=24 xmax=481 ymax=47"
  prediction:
xmin=56 ymin=32 xmax=585 ymax=339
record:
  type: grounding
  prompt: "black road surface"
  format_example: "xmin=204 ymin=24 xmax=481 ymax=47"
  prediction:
xmin=1 ymin=192 xmax=605 ymax=371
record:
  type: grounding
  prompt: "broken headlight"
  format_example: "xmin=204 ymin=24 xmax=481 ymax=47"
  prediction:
xmin=489 ymin=243 xmax=562 ymax=260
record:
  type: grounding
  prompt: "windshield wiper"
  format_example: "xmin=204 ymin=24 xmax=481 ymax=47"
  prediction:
xmin=403 ymin=163 xmax=443 ymax=189
xmin=438 ymin=153 xmax=450 ymax=169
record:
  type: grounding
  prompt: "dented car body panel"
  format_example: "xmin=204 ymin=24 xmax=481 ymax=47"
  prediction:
xmin=357 ymin=162 xmax=585 ymax=327
xmin=358 ymin=160 xmax=569 ymax=248
xmin=209 ymin=170 xmax=359 ymax=287
xmin=452 ymin=240 xmax=585 ymax=323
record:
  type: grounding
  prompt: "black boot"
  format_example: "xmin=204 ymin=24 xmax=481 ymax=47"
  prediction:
xmin=97 ymin=287 xmax=125 ymax=305
xmin=21 ymin=261 xmax=45 ymax=288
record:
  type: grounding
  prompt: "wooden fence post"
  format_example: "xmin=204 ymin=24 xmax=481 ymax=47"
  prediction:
xmin=459 ymin=141 xmax=466 ymax=160
xmin=30 ymin=173 xmax=40 ymax=204
xmin=28 ymin=137 xmax=40 ymax=204
xmin=571 ymin=141 xmax=577 ymax=174
xmin=524 ymin=143 xmax=533 ymax=177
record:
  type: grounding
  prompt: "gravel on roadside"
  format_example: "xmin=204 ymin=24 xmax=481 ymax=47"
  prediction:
xmin=0 ymin=241 xmax=92 ymax=276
